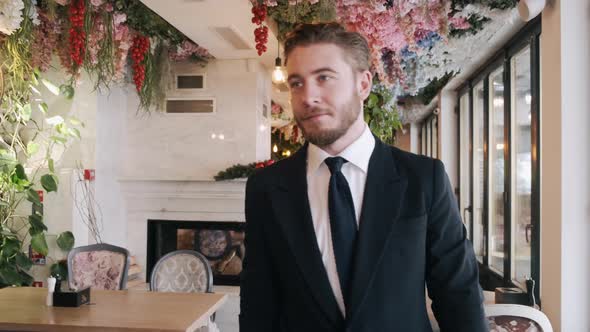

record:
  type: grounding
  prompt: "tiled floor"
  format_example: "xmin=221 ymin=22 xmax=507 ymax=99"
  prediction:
xmin=129 ymin=283 xmax=239 ymax=332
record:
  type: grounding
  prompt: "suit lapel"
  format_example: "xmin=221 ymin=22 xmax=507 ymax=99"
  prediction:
xmin=348 ymin=139 xmax=408 ymax=322
xmin=269 ymin=145 xmax=343 ymax=326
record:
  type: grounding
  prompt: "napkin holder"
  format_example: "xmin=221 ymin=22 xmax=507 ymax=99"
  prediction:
xmin=53 ymin=287 xmax=91 ymax=307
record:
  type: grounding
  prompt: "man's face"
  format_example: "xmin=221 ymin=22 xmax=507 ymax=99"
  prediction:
xmin=286 ymin=43 xmax=371 ymax=147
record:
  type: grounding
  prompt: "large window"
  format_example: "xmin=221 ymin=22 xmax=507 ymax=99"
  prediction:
xmin=512 ymin=46 xmax=533 ymax=287
xmin=419 ymin=113 xmax=438 ymax=159
xmin=489 ymin=67 xmax=505 ymax=274
xmin=457 ymin=18 xmax=540 ymax=300
xmin=459 ymin=93 xmax=471 ymax=237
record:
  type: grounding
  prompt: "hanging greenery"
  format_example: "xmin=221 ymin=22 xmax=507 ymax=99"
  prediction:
xmin=363 ymin=81 xmax=403 ymax=145
xmin=214 ymin=160 xmax=275 ymax=181
xmin=414 ymin=72 xmax=455 ymax=105
xmin=265 ymin=0 xmax=336 ymax=41
xmin=449 ymin=14 xmax=490 ymax=38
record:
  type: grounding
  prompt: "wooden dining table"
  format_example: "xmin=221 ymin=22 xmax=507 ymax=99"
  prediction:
xmin=0 ymin=287 xmax=227 ymax=332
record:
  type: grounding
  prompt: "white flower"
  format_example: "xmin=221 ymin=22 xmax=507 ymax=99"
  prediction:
xmin=28 ymin=0 xmax=40 ymax=26
xmin=0 ymin=0 xmax=25 ymax=35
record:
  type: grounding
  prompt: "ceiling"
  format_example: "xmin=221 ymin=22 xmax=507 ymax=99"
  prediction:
xmin=140 ymin=0 xmax=280 ymax=69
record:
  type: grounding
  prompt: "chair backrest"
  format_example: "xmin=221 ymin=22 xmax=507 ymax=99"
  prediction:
xmin=67 ymin=243 xmax=130 ymax=291
xmin=150 ymin=250 xmax=213 ymax=293
xmin=485 ymin=304 xmax=553 ymax=332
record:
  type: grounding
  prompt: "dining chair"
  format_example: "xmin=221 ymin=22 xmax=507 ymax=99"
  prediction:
xmin=486 ymin=304 xmax=553 ymax=332
xmin=67 ymin=243 xmax=130 ymax=291
xmin=150 ymin=250 xmax=217 ymax=332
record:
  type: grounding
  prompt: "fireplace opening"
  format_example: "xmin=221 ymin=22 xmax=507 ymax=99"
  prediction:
xmin=147 ymin=219 xmax=246 ymax=286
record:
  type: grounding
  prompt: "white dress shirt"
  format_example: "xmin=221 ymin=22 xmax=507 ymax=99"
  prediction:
xmin=306 ymin=124 xmax=375 ymax=316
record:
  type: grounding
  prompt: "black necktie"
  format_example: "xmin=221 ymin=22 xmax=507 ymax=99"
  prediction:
xmin=325 ymin=156 xmax=357 ymax=311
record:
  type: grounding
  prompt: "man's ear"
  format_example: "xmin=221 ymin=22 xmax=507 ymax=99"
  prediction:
xmin=358 ymin=70 xmax=373 ymax=100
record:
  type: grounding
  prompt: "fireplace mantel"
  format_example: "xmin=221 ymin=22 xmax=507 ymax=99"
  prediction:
xmin=118 ymin=178 xmax=246 ymax=279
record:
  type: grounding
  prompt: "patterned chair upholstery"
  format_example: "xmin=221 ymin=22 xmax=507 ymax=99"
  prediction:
xmin=485 ymin=304 xmax=553 ymax=332
xmin=67 ymin=243 xmax=130 ymax=291
xmin=150 ymin=250 xmax=217 ymax=332
xmin=150 ymin=250 xmax=213 ymax=293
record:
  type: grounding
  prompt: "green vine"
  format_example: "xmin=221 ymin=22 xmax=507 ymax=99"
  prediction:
xmin=450 ymin=14 xmax=491 ymax=38
xmin=267 ymin=0 xmax=336 ymax=41
xmin=115 ymin=0 xmax=185 ymax=45
xmin=414 ymin=72 xmax=455 ymax=105
xmin=363 ymin=81 xmax=403 ymax=145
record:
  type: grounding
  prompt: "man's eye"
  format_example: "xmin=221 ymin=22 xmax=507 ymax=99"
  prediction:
xmin=318 ymin=75 xmax=332 ymax=82
xmin=289 ymin=81 xmax=302 ymax=89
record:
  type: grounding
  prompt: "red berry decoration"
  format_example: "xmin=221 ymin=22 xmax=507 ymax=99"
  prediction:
xmin=251 ymin=3 xmax=268 ymax=56
xmin=130 ymin=35 xmax=150 ymax=92
xmin=68 ymin=0 xmax=86 ymax=67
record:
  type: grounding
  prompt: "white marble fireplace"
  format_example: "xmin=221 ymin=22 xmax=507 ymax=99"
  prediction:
xmin=119 ymin=179 xmax=246 ymax=280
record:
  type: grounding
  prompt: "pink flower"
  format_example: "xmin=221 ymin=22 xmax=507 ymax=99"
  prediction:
xmin=90 ymin=0 xmax=104 ymax=7
xmin=449 ymin=16 xmax=470 ymax=30
xmin=169 ymin=40 xmax=213 ymax=62
xmin=53 ymin=0 xmax=69 ymax=5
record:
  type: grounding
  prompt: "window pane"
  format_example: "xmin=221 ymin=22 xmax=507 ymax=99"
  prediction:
xmin=420 ymin=126 xmax=426 ymax=155
xmin=489 ymin=68 xmax=505 ymax=274
xmin=460 ymin=93 xmax=471 ymax=237
xmin=426 ymin=122 xmax=431 ymax=157
xmin=473 ymin=81 xmax=485 ymax=262
xmin=512 ymin=46 xmax=532 ymax=286
xmin=432 ymin=116 xmax=438 ymax=159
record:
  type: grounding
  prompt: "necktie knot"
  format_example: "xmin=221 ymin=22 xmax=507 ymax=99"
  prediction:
xmin=325 ymin=156 xmax=348 ymax=174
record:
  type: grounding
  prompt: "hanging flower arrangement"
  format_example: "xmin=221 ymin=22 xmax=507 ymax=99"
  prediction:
xmin=250 ymin=2 xmax=269 ymax=55
xmin=263 ymin=0 xmax=517 ymax=107
xmin=0 ymin=0 xmax=215 ymax=113
xmin=0 ymin=0 xmax=26 ymax=36
xmin=130 ymin=34 xmax=149 ymax=92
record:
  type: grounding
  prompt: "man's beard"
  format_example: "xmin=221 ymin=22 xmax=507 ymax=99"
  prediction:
xmin=295 ymin=93 xmax=361 ymax=148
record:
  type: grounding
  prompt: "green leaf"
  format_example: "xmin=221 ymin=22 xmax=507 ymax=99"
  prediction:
xmin=46 ymin=115 xmax=65 ymax=126
xmin=28 ymin=214 xmax=47 ymax=235
xmin=0 ymin=266 xmax=24 ymax=286
xmin=14 ymin=164 xmax=27 ymax=180
xmin=69 ymin=128 xmax=81 ymax=139
xmin=50 ymin=261 xmax=68 ymax=280
xmin=56 ymin=231 xmax=75 ymax=251
xmin=69 ymin=118 xmax=82 ymax=126
xmin=59 ymin=84 xmax=75 ymax=99
xmin=30 ymin=233 xmax=48 ymax=256
xmin=1 ymin=238 xmax=20 ymax=258
xmin=38 ymin=102 xmax=48 ymax=114
xmin=41 ymin=174 xmax=58 ymax=192
xmin=0 ymin=149 xmax=17 ymax=168
xmin=50 ymin=136 xmax=67 ymax=144
xmin=27 ymin=141 xmax=40 ymax=156
xmin=21 ymin=104 xmax=32 ymax=122
xmin=15 ymin=252 xmax=32 ymax=270
xmin=26 ymin=188 xmax=41 ymax=205
xmin=48 ymin=158 xmax=55 ymax=173
xmin=42 ymin=79 xmax=60 ymax=96
xmin=367 ymin=93 xmax=378 ymax=108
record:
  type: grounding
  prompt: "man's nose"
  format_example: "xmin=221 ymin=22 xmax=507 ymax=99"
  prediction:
xmin=301 ymin=83 xmax=321 ymax=108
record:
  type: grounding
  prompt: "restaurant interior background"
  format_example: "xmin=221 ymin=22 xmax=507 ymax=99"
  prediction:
xmin=0 ymin=0 xmax=588 ymax=331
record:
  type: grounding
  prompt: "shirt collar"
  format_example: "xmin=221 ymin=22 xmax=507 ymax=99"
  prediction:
xmin=307 ymin=124 xmax=375 ymax=174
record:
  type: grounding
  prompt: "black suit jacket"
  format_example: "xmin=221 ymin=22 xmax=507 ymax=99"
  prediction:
xmin=240 ymin=138 xmax=487 ymax=332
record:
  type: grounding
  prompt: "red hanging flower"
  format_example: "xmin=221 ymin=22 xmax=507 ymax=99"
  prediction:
xmin=251 ymin=3 xmax=268 ymax=56
xmin=130 ymin=35 xmax=150 ymax=92
xmin=68 ymin=0 xmax=86 ymax=67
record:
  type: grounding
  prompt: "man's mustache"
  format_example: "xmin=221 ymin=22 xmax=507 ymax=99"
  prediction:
xmin=297 ymin=107 xmax=332 ymax=120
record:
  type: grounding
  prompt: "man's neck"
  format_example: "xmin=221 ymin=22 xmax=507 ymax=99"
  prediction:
xmin=320 ymin=118 xmax=366 ymax=156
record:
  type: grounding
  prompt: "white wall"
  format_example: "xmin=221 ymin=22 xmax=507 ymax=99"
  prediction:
xmin=541 ymin=0 xmax=590 ymax=330
xmin=410 ymin=122 xmax=420 ymax=154
xmin=120 ymin=59 xmax=270 ymax=181
xmin=438 ymin=90 xmax=458 ymax=191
